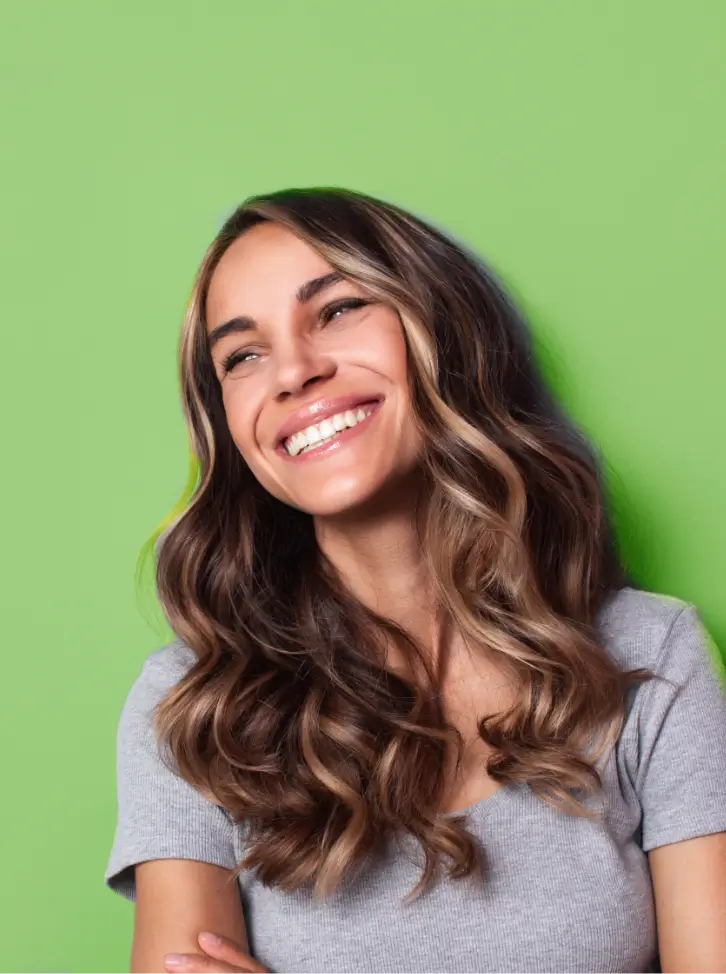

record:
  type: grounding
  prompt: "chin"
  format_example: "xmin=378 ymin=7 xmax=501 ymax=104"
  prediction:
xmin=286 ymin=476 xmax=393 ymax=520
xmin=296 ymin=494 xmax=381 ymax=520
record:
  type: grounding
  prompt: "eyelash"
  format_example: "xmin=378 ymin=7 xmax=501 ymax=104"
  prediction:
xmin=319 ymin=297 xmax=369 ymax=323
xmin=220 ymin=298 xmax=370 ymax=375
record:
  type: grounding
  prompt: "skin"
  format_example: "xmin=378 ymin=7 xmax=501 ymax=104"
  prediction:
xmin=133 ymin=223 xmax=444 ymax=974
xmin=128 ymin=223 xmax=726 ymax=974
xmin=204 ymin=222 xmax=433 ymax=639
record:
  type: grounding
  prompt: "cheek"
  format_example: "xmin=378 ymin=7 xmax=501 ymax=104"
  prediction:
xmin=223 ymin=394 xmax=260 ymax=463
xmin=223 ymin=395 xmax=293 ymax=497
xmin=356 ymin=321 xmax=411 ymax=394
xmin=373 ymin=314 xmax=409 ymax=366
xmin=378 ymin=331 xmax=413 ymax=408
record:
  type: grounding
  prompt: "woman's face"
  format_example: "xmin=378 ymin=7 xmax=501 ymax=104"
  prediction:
xmin=205 ymin=221 xmax=423 ymax=517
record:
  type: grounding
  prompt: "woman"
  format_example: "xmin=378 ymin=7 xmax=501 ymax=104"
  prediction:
xmin=105 ymin=187 xmax=726 ymax=974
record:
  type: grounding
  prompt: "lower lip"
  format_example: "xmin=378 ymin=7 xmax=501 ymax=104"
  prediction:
xmin=276 ymin=400 xmax=383 ymax=464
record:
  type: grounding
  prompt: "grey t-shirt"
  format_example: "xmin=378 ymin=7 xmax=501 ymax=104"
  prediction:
xmin=105 ymin=587 xmax=726 ymax=973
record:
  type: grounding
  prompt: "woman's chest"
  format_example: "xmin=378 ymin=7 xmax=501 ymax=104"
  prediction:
xmin=236 ymin=784 xmax=658 ymax=974
xmin=438 ymin=652 xmax=519 ymax=811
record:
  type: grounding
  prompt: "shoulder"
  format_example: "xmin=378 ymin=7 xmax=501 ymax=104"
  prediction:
xmin=145 ymin=637 xmax=198 ymax=681
xmin=123 ymin=638 xmax=198 ymax=710
xmin=106 ymin=640 xmax=240 ymax=901
xmin=596 ymin=585 xmax=725 ymax=736
xmin=595 ymin=584 xmax=701 ymax=673
xmin=599 ymin=590 xmax=726 ymax=852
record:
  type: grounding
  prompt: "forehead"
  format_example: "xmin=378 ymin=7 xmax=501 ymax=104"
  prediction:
xmin=205 ymin=223 xmax=333 ymax=329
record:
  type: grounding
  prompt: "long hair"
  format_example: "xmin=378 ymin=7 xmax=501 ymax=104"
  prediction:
xmin=136 ymin=187 xmax=657 ymax=903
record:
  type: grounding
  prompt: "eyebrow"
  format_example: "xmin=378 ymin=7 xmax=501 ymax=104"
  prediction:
xmin=207 ymin=271 xmax=344 ymax=350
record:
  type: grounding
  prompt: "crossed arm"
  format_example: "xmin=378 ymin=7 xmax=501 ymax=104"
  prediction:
xmin=131 ymin=860 xmax=265 ymax=973
xmin=130 ymin=832 xmax=726 ymax=974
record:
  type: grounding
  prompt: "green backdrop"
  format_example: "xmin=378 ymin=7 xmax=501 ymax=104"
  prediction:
xmin=2 ymin=1 xmax=724 ymax=971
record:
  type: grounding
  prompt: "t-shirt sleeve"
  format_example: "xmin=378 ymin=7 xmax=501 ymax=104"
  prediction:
xmin=635 ymin=603 xmax=726 ymax=851
xmin=105 ymin=646 xmax=239 ymax=901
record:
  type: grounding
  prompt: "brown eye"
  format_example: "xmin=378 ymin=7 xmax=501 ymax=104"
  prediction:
xmin=320 ymin=298 xmax=369 ymax=324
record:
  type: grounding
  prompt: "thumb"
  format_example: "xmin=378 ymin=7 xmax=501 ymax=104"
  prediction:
xmin=197 ymin=932 xmax=269 ymax=973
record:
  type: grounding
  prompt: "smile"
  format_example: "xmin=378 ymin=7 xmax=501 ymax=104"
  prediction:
xmin=278 ymin=401 xmax=382 ymax=461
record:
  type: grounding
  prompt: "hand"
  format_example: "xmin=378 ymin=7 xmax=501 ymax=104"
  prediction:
xmin=163 ymin=932 xmax=270 ymax=973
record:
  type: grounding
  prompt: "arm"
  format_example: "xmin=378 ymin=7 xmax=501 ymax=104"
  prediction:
xmin=105 ymin=650 xmax=262 ymax=971
xmin=631 ymin=604 xmax=726 ymax=972
xmin=131 ymin=860 xmax=250 ymax=973
xmin=649 ymin=832 xmax=726 ymax=974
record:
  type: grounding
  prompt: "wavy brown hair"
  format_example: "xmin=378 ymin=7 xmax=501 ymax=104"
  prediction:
xmin=138 ymin=186 xmax=657 ymax=903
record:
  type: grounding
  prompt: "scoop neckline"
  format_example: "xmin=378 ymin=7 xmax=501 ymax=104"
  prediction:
xmin=440 ymin=779 xmax=523 ymax=820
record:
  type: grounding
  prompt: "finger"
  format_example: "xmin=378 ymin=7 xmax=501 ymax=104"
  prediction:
xmin=163 ymin=950 xmax=240 ymax=973
xmin=198 ymin=932 xmax=269 ymax=973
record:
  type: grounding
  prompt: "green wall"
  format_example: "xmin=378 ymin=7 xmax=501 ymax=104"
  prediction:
xmin=2 ymin=2 xmax=724 ymax=970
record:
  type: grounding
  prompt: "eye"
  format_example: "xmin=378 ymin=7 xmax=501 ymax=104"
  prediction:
xmin=319 ymin=298 xmax=369 ymax=324
xmin=220 ymin=349 xmax=257 ymax=375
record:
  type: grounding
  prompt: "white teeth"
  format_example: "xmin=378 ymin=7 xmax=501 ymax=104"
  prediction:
xmin=284 ymin=404 xmax=377 ymax=456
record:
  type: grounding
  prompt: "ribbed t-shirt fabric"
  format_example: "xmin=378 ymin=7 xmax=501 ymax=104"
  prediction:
xmin=105 ymin=587 xmax=726 ymax=973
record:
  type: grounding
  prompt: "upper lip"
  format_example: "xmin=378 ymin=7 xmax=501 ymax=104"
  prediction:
xmin=274 ymin=395 xmax=383 ymax=446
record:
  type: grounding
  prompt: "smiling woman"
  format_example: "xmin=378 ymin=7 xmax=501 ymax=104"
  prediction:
xmin=202 ymin=220 xmax=420 ymax=518
xmin=105 ymin=187 xmax=726 ymax=974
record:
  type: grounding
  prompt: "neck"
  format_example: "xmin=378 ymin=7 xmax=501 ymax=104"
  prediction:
xmin=313 ymin=477 xmax=439 ymax=657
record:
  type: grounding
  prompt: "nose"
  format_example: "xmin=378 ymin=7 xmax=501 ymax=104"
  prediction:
xmin=270 ymin=335 xmax=337 ymax=400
